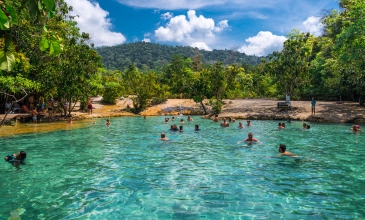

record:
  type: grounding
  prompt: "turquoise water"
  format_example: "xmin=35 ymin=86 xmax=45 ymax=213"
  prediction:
xmin=1 ymin=117 xmax=365 ymax=219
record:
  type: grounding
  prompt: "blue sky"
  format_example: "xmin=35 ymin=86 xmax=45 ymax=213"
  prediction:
xmin=65 ymin=0 xmax=340 ymax=56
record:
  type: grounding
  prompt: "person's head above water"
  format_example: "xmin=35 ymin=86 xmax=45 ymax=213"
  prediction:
xmin=278 ymin=144 xmax=286 ymax=153
xmin=161 ymin=133 xmax=166 ymax=138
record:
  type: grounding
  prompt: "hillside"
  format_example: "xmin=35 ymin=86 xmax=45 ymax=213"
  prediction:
xmin=96 ymin=42 xmax=263 ymax=71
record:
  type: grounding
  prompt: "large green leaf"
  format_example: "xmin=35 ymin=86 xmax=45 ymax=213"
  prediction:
xmin=0 ymin=9 xmax=9 ymax=30
xmin=0 ymin=51 xmax=16 ymax=71
xmin=5 ymin=5 xmax=18 ymax=24
xmin=42 ymin=0 xmax=55 ymax=11
xmin=49 ymin=40 xmax=62 ymax=55
xmin=39 ymin=37 xmax=50 ymax=51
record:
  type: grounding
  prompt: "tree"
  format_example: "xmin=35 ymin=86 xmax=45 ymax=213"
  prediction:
xmin=267 ymin=30 xmax=314 ymax=100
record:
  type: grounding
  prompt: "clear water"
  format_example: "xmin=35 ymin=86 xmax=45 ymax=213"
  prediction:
xmin=1 ymin=117 xmax=365 ymax=219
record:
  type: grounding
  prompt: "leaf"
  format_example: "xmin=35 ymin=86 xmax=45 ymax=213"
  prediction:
xmin=42 ymin=0 xmax=55 ymax=11
xmin=29 ymin=0 xmax=37 ymax=17
xmin=0 ymin=9 xmax=9 ymax=30
xmin=5 ymin=5 xmax=18 ymax=24
xmin=49 ymin=41 xmax=62 ymax=55
xmin=0 ymin=51 xmax=16 ymax=71
xmin=39 ymin=37 xmax=49 ymax=51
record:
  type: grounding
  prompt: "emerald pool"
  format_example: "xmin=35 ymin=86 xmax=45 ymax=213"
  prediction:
xmin=1 ymin=117 xmax=364 ymax=219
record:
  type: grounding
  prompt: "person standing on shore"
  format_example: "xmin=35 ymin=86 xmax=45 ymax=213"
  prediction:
xmin=88 ymin=98 xmax=93 ymax=115
xmin=311 ymin=97 xmax=316 ymax=115
xmin=31 ymin=107 xmax=38 ymax=123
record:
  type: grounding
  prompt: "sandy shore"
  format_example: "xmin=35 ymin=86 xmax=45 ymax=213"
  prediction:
xmin=83 ymin=97 xmax=365 ymax=124
xmin=1 ymin=97 xmax=364 ymax=137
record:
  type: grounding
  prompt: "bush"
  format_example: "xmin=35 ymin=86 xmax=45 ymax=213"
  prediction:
xmin=209 ymin=98 xmax=223 ymax=113
xmin=150 ymin=97 xmax=167 ymax=106
xmin=102 ymin=82 xmax=122 ymax=104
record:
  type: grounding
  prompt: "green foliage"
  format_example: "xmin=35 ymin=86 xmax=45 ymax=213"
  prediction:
xmin=209 ymin=98 xmax=223 ymax=114
xmin=0 ymin=0 xmax=61 ymax=71
xmin=96 ymin=42 xmax=263 ymax=71
xmin=103 ymin=82 xmax=122 ymax=104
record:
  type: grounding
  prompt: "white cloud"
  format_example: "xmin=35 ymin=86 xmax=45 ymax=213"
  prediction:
xmin=65 ymin=0 xmax=126 ymax=47
xmin=190 ymin=42 xmax=212 ymax=51
xmin=155 ymin=10 xmax=228 ymax=49
xmin=214 ymin=20 xmax=229 ymax=33
xmin=302 ymin=16 xmax=323 ymax=36
xmin=238 ymin=31 xmax=287 ymax=56
xmin=161 ymin=12 xmax=173 ymax=20
xmin=142 ymin=38 xmax=151 ymax=42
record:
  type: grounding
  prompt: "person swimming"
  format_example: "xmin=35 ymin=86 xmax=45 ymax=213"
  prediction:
xmin=106 ymin=119 xmax=111 ymax=126
xmin=179 ymin=125 xmax=184 ymax=132
xmin=238 ymin=121 xmax=244 ymax=128
xmin=161 ymin=133 xmax=169 ymax=141
xmin=194 ymin=125 xmax=200 ymax=131
xmin=187 ymin=115 xmax=193 ymax=121
xmin=278 ymin=122 xmax=285 ymax=129
xmin=351 ymin=124 xmax=362 ymax=132
xmin=247 ymin=120 xmax=252 ymax=126
xmin=243 ymin=132 xmax=260 ymax=143
xmin=212 ymin=115 xmax=219 ymax=122
xmin=220 ymin=118 xmax=229 ymax=127
xmin=4 ymin=151 xmax=27 ymax=162
xmin=277 ymin=144 xmax=296 ymax=157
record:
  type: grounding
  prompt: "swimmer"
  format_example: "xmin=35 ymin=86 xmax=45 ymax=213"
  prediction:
xmin=172 ymin=116 xmax=175 ymax=121
xmin=220 ymin=118 xmax=229 ymax=127
xmin=170 ymin=124 xmax=178 ymax=131
xmin=232 ymin=118 xmax=236 ymax=123
xmin=212 ymin=115 xmax=219 ymax=122
xmin=179 ymin=125 xmax=184 ymax=132
xmin=238 ymin=121 xmax=244 ymax=129
xmin=306 ymin=124 xmax=310 ymax=129
xmin=161 ymin=133 xmax=169 ymax=141
xmin=351 ymin=124 xmax=362 ymax=132
xmin=278 ymin=122 xmax=284 ymax=129
xmin=106 ymin=119 xmax=111 ymax=126
xmin=68 ymin=117 xmax=73 ymax=124
xmin=194 ymin=125 xmax=200 ymax=131
xmin=144 ymin=116 xmax=146 ymax=119
xmin=247 ymin=120 xmax=252 ymax=126
xmin=277 ymin=144 xmax=296 ymax=157
xmin=287 ymin=118 xmax=292 ymax=123
xmin=180 ymin=119 xmax=185 ymax=124
xmin=4 ymin=151 xmax=27 ymax=162
xmin=243 ymin=132 xmax=260 ymax=143
xmin=187 ymin=115 xmax=193 ymax=121
xmin=303 ymin=123 xmax=307 ymax=129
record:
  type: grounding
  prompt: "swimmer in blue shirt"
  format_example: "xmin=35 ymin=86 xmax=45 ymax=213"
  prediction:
xmin=4 ymin=151 xmax=27 ymax=162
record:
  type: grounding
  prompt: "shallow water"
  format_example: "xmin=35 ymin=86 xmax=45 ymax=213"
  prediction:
xmin=1 ymin=117 xmax=364 ymax=219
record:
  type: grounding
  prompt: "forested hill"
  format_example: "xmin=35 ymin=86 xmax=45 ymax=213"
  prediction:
xmin=96 ymin=42 xmax=263 ymax=71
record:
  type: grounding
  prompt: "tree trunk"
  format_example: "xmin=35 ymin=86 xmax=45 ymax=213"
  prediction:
xmin=200 ymin=101 xmax=207 ymax=115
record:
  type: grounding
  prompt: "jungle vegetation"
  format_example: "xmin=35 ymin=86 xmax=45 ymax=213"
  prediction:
xmin=0 ymin=0 xmax=364 ymax=117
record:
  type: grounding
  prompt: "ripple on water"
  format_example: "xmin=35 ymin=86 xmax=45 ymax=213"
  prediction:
xmin=0 ymin=118 xmax=364 ymax=219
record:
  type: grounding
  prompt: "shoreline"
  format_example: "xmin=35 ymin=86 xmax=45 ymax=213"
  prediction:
xmin=1 ymin=98 xmax=364 ymax=137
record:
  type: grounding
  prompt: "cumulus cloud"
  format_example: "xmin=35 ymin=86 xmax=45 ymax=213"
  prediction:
xmin=302 ymin=16 xmax=323 ymax=36
xmin=65 ymin=0 xmax=126 ymax=47
xmin=155 ymin=10 xmax=228 ymax=49
xmin=142 ymin=38 xmax=151 ymax=42
xmin=161 ymin=12 xmax=173 ymax=20
xmin=190 ymin=42 xmax=212 ymax=51
xmin=214 ymin=20 xmax=229 ymax=33
xmin=238 ymin=31 xmax=286 ymax=56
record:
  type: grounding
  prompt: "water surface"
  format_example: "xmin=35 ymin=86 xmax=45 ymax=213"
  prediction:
xmin=1 ymin=117 xmax=364 ymax=219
